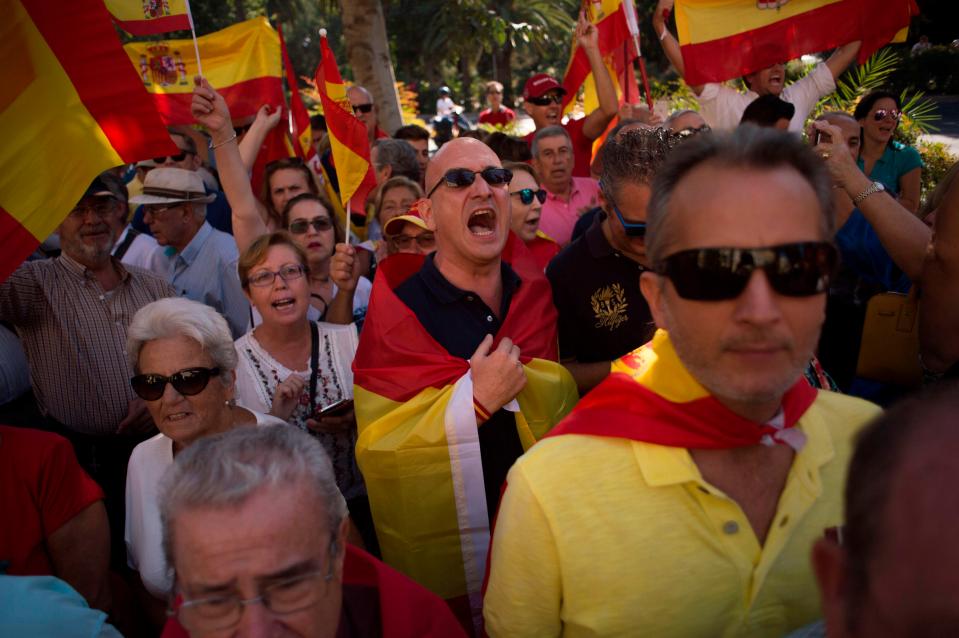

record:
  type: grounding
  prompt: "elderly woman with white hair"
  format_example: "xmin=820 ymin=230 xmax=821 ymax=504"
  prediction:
xmin=123 ymin=297 xmax=284 ymax=626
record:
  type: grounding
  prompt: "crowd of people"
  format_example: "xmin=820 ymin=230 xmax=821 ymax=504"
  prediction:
xmin=2 ymin=6 xmax=959 ymax=638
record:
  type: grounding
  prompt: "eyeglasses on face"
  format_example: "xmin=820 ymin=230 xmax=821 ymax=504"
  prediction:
xmin=288 ymin=217 xmax=333 ymax=234
xmin=426 ymin=167 xmax=512 ymax=198
xmin=352 ymin=103 xmax=374 ymax=114
xmin=153 ymin=150 xmax=194 ymax=164
xmin=143 ymin=204 xmax=184 ymax=217
xmin=655 ymin=242 xmax=838 ymax=301
xmin=173 ymin=568 xmax=332 ymax=633
xmin=246 ymin=264 xmax=306 ymax=288
xmin=526 ymin=94 xmax=563 ymax=106
xmin=388 ymin=232 xmax=436 ymax=250
xmin=599 ymin=182 xmax=646 ymax=237
xmin=130 ymin=367 xmax=221 ymax=401
xmin=70 ymin=200 xmax=116 ymax=218
xmin=510 ymin=188 xmax=547 ymax=206
xmin=872 ymin=108 xmax=901 ymax=122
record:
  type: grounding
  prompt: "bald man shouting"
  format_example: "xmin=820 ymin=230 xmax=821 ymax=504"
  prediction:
xmin=351 ymin=137 xmax=576 ymax=631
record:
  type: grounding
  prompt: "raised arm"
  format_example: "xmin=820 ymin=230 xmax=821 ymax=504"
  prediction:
xmin=577 ymin=12 xmax=619 ymax=140
xmin=824 ymin=40 xmax=862 ymax=82
xmin=652 ymin=0 xmax=705 ymax=95
xmin=919 ymin=164 xmax=959 ymax=372
xmin=814 ymin=120 xmax=931 ymax=280
xmin=191 ymin=76 xmax=268 ymax=254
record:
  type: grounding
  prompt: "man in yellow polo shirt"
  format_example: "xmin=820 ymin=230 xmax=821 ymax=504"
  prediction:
xmin=484 ymin=127 xmax=881 ymax=637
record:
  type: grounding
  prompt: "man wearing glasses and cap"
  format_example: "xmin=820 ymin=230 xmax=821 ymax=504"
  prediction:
xmin=485 ymin=127 xmax=880 ymax=636
xmin=351 ymin=137 xmax=576 ymax=630
xmin=132 ymin=167 xmax=249 ymax=338
xmin=0 ymin=172 xmax=175 ymax=567
xmin=546 ymin=128 xmax=676 ymax=395
xmin=522 ymin=13 xmax=618 ymax=178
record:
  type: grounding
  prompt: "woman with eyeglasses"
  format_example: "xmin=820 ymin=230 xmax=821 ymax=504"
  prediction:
xmin=503 ymin=162 xmax=559 ymax=270
xmin=123 ymin=297 xmax=285 ymax=626
xmin=232 ymin=231 xmax=373 ymax=550
xmin=853 ymin=90 xmax=923 ymax=214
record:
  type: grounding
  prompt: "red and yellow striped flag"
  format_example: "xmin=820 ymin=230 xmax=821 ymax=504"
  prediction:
xmin=315 ymin=32 xmax=376 ymax=217
xmin=674 ymin=0 xmax=920 ymax=86
xmin=278 ymin=23 xmax=314 ymax=160
xmin=0 ymin=0 xmax=177 ymax=282
xmin=123 ymin=17 xmax=283 ymax=126
xmin=103 ymin=0 xmax=191 ymax=36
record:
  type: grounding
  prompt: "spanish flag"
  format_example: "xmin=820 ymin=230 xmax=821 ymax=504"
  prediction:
xmin=551 ymin=329 xmax=816 ymax=449
xmin=278 ymin=23 xmax=314 ymax=160
xmin=103 ymin=0 xmax=191 ymax=36
xmin=561 ymin=0 xmax=640 ymax=114
xmin=123 ymin=17 xmax=283 ymax=126
xmin=1 ymin=0 xmax=177 ymax=282
xmin=353 ymin=238 xmax=578 ymax=624
xmin=315 ymin=32 xmax=376 ymax=217
xmin=674 ymin=0 xmax=919 ymax=86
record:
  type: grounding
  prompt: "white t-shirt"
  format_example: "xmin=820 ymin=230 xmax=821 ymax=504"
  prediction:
xmin=124 ymin=410 xmax=283 ymax=599
xmin=436 ymin=96 xmax=455 ymax=117
xmin=696 ymin=61 xmax=836 ymax=132
xmin=112 ymin=225 xmax=160 ymax=273
xmin=233 ymin=323 xmax=365 ymax=499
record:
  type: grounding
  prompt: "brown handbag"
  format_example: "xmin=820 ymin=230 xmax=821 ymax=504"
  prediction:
xmin=855 ymin=288 xmax=922 ymax=388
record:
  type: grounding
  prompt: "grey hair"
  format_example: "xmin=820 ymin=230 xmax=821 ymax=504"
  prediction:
xmin=127 ymin=297 xmax=237 ymax=377
xmin=159 ymin=425 xmax=349 ymax=569
xmin=664 ymin=109 xmax=700 ymax=127
xmin=531 ymin=125 xmax=571 ymax=158
xmin=646 ymin=125 xmax=835 ymax=267
xmin=371 ymin=138 xmax=420 ymax=183
xmin=599 ymin=127 xmax=681 ymax=201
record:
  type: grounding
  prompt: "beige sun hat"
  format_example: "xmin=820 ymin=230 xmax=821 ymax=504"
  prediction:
xmin=129 ymin=167 xmax=215 ymax=205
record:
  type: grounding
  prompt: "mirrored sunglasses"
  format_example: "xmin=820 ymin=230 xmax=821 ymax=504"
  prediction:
xmin=426 ymin=167 xmax=512 ymax=197
xmin=656 ymin=242 xmax=838 ymax=301
xmin=872 ymin=108 xmax=901 ymax=122
xmin=130 ymin=367 xmax=221 ymax=401
xmin=511 ymin=188 xmax=547 ymax=206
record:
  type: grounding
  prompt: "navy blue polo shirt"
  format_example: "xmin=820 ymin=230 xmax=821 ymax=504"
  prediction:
xmin=547 ymin=213 xmax=654 ymax=363
xmin=394 ymin=253 xmax=524 ymax=522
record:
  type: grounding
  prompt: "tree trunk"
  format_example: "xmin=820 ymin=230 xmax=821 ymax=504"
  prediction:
xmin=338 ymin=0 xmax=403 ymax=135
xmin=233 ymin=0 xmax=244 ymax=22
xmin=495 ymin=40 xmax=514 ymax=107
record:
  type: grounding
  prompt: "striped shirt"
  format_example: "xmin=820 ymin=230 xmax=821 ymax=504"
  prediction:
xmin=0 ymin=254 xmax=174 ymax=435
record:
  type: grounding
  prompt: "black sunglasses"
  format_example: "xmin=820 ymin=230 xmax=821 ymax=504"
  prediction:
xmin=426 ymin=167 xmax=513 ymax=197
xmin=352 ymin=103 xmax=374 ymax=114
xmin=872 ymin=108 xmax=901 ymax=122
xmin=288 ymin=217 xmax=333 ymax=234
xmin=656 ymin=242 xmax=837 ymax=301
xmin=153 ymin=150 xmax=194 ymax=164
xmin=510 ymin=188 xmax=547 ymax=206
xmin=526 ymin=94 xmax=563 ymax=106
xmin=131 ymin=367 xmax=221 ymax=401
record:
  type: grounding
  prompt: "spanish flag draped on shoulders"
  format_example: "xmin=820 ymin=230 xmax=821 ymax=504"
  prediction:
xmin=353 ymin=233 xmax=577 ymax=618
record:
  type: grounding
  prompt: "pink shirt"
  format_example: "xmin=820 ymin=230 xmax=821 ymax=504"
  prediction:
xmin=539 ymin=176 xmax=601 ymax=246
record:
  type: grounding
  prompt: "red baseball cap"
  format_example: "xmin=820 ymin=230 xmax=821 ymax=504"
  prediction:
xmin=523 ymin=73 xmax=567 ymax=100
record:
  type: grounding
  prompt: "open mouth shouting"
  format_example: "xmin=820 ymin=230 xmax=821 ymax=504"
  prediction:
xmin=271 ymin=295 xmax=298 ymax=312
xmin=467 ymin=207 xmax=498 ymax=237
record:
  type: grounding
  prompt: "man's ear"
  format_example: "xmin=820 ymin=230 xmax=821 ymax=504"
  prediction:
xmin=640 ymin=271 xmax=668 ymax=330
xmin=811 ymin=536 xmax=852 ymax=638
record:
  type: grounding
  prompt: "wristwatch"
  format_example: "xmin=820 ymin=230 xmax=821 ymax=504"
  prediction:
xmin=853 ymin=181 xmax=885 ymax=205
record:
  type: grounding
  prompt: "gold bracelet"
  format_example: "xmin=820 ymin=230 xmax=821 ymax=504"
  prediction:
xmin=211 ymin=131 xmax=237 ymax=149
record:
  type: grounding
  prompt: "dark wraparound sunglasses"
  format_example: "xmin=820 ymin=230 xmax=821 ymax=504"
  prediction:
xmin=511 ymin=188 xmax=547 ymax=205
xmin=426 ymin=167 xmax=512 ymax=197
xmin=131 ymin=367 xmax=221 ymax=401
xmin=153 ymin=150 xmax=194 ymax=163
xmin=656 ymin=242 xmax=838 ymax=301
xmin=526 ymin=94 xmax=563 ymax=106
xmin=352 ymin=103 xmax=374 ymax=114
xmin=288 ymin=217 xmax=333 ymax=234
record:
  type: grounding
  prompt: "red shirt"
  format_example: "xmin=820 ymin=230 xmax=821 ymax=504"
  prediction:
xmin=0 ymin=425 xmax=104 ymax=575
xmin=524 ymin=117 xmax=593 ymax=178
xmin=526 ymin=232 xmax=561 ymax=271
xmin=478 ymin=107 xmax=516 ymax=127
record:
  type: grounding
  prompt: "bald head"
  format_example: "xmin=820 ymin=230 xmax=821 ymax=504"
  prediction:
xmin=425 ymin=137 xmax=501 ymax=195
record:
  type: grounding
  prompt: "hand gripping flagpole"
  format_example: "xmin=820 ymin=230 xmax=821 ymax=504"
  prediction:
xmin=184 ymin=0 xmax=203 ymax=77
xmin=622 ymin=0 xmax=654 ymax=111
